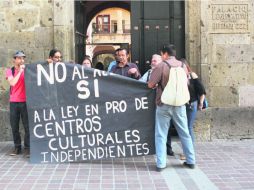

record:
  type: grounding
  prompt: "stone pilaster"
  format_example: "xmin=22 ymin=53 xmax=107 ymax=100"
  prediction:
xmin=53 ymin=0 xmax=75 ymax=62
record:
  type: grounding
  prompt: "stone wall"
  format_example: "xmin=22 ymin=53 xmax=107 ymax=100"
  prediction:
xmin=0 ymin=0 xmax=253 ymax=142
xmin=0 ymin=0 xmax=74 ymax=141
xmin=0 ymin=0 xmax=54 ymax=141
xmin=194 ymin=0 xmax=254 ymax=140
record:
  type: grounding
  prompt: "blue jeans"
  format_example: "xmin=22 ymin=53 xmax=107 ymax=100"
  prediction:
xmin=186 ymin=100 xmax=198 ymax=143
xmin=155 ymin=104 xmax=195 ymax=168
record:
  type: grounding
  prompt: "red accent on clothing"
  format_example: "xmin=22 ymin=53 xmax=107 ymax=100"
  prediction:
xmin=6 ymin=68 xmax=26 ymax=102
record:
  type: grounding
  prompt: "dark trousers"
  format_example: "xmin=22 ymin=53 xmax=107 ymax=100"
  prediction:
xmin=166 ymin=120 xmax=173 ymax=152
xmin=10 ymin=102 xmax=30 ymax=149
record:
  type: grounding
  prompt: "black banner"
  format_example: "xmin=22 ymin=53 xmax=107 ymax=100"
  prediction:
xmin=25 ymin=62 xmax=156 ymax=163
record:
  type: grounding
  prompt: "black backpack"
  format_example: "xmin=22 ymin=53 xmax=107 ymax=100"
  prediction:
xmin=9 ymin=67 xmax=15 ymax=95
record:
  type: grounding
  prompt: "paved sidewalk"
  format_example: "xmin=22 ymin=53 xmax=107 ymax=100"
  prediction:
xmin=0 ymin=140 xmax=254 ymax=190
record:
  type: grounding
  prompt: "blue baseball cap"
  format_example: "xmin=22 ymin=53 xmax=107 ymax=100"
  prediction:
xmin=13 ymin=51 xmax=26 ymax=58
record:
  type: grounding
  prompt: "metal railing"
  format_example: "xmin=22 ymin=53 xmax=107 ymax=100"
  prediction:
xmin=92 ymin=23 xmax=131 ymax=34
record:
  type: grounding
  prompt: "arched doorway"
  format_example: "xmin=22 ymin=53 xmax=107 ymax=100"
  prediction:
xmin=86 ymin=7 xmax=131 ymax=70
xmin=74 ymin=1 xmax=185 ymax=74
xmin=92 ymin=45 xmax=115 ymax=70
xmin=74 ymin=1 xmax=130 ymax=65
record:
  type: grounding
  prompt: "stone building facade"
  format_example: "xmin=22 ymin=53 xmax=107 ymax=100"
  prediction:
xmin=0 ymin=0 xmax=254 ymax=141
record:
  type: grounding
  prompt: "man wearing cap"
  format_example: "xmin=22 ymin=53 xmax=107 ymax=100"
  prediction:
xmin=5 ymin=51 xmax=30 ymax=158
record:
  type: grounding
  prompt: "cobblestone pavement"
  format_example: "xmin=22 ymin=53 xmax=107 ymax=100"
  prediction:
xmin=0 ymin=140 xmax=253 ymax=190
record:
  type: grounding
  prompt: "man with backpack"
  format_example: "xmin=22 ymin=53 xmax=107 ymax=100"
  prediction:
xmin=5 ymin=51 xmax=30 ymax=158
xmin=148 ymin=44 xmax=195 ymax=171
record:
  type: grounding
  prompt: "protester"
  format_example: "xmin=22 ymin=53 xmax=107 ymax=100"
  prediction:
xmin=166 ymin=59 xmax=189 ymax=157
xmin=110 ymin=48 xmax=141 ymax=79
xmin=140 ymin=54 xmax=175 ymax=157
xmin=167 ymin=59 xmax=207 ymax=160
xmin=47 ymin=49 xmax=62 ymax=63
xmin=107 ymin=48 xmax=120 ymax=72
xmin=148 ymin=44 xmax=195 ymax=171
xmin=5 ymin=51 xmax=30 ymax=158
xmin=95 ymin=62 xmax=104 ymax=70
xmin=139 ymin=54 xmax=162 ymax=82
xmin=182 ymin=59 xmax=206 ymax=142
xmin=82 ymin=57 xmax=92 ymax=68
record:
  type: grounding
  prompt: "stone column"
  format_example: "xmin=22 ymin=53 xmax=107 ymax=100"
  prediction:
xmin=202 ymin=0 xmax=253 ymax=108
xmin=185 ymin=0 xmax=201 ymax=75
xmin=199 ymin=0 xmax=254 ymax=140
xmin=117 ymin=10 xmax=123 ymax=34
xmin=53 ymin=0 xmax=75 ymax=62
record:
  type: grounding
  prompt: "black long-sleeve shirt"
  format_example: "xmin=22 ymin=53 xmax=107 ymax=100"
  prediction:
xmin=188 ymin=74 xmax=206 ymax=103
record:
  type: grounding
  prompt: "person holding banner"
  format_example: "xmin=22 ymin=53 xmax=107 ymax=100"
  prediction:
xmin=82 ymin=57 xmax=92 ymax=68
xmin=139 ymin=54 xmax=162 ymax=83
xmin=148 ymin=44 xmax=195 ymax=171
xmin=5 ymin=51 xmax=30 ymax=158
xmin=110 ymin=48 xmax=141 ymax=79
xmin=47 ymin=49 xmax=62 ymax=64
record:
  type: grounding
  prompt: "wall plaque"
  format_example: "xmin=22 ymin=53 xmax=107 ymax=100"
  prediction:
xmin=211 ymin=4 xmax=249 ymax=33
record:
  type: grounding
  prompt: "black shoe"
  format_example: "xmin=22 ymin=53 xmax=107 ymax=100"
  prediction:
xmin=9 ymin=147 xmax=21 ymax=156
xmin=156 ymin=166 xmax=167 ymax=172
xmin=167 ymin=149 xmax=175 ymax=156
xmin=183 ymin=162 xmax=195 ymax=169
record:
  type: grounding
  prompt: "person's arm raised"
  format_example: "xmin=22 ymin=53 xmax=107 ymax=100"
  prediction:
xmin=7 ymin=65 xmax=25 ymax=86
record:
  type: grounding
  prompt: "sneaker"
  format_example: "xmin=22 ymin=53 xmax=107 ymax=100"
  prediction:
xmin=183 ymin=162 xmax=195 ymax=169
xmin=23 ymin=148 xmax=30 ymax=158
xmin=156 ymin=166 xmax=167 ymax=172
xmin=9 ymin=148 xmax=21 ymax=156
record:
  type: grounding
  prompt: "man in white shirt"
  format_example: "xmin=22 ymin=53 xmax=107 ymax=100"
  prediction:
xmin=139 ymin=54 xmax=162 ymax=82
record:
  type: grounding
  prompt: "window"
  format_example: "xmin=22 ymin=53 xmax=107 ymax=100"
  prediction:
xmin=122 ymin=20 xmax=130 ymax=33
xmin=96 ymin=15 xmax=110 ymax=33
xmin=111 ymin=20 xmax=117 ymax=33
